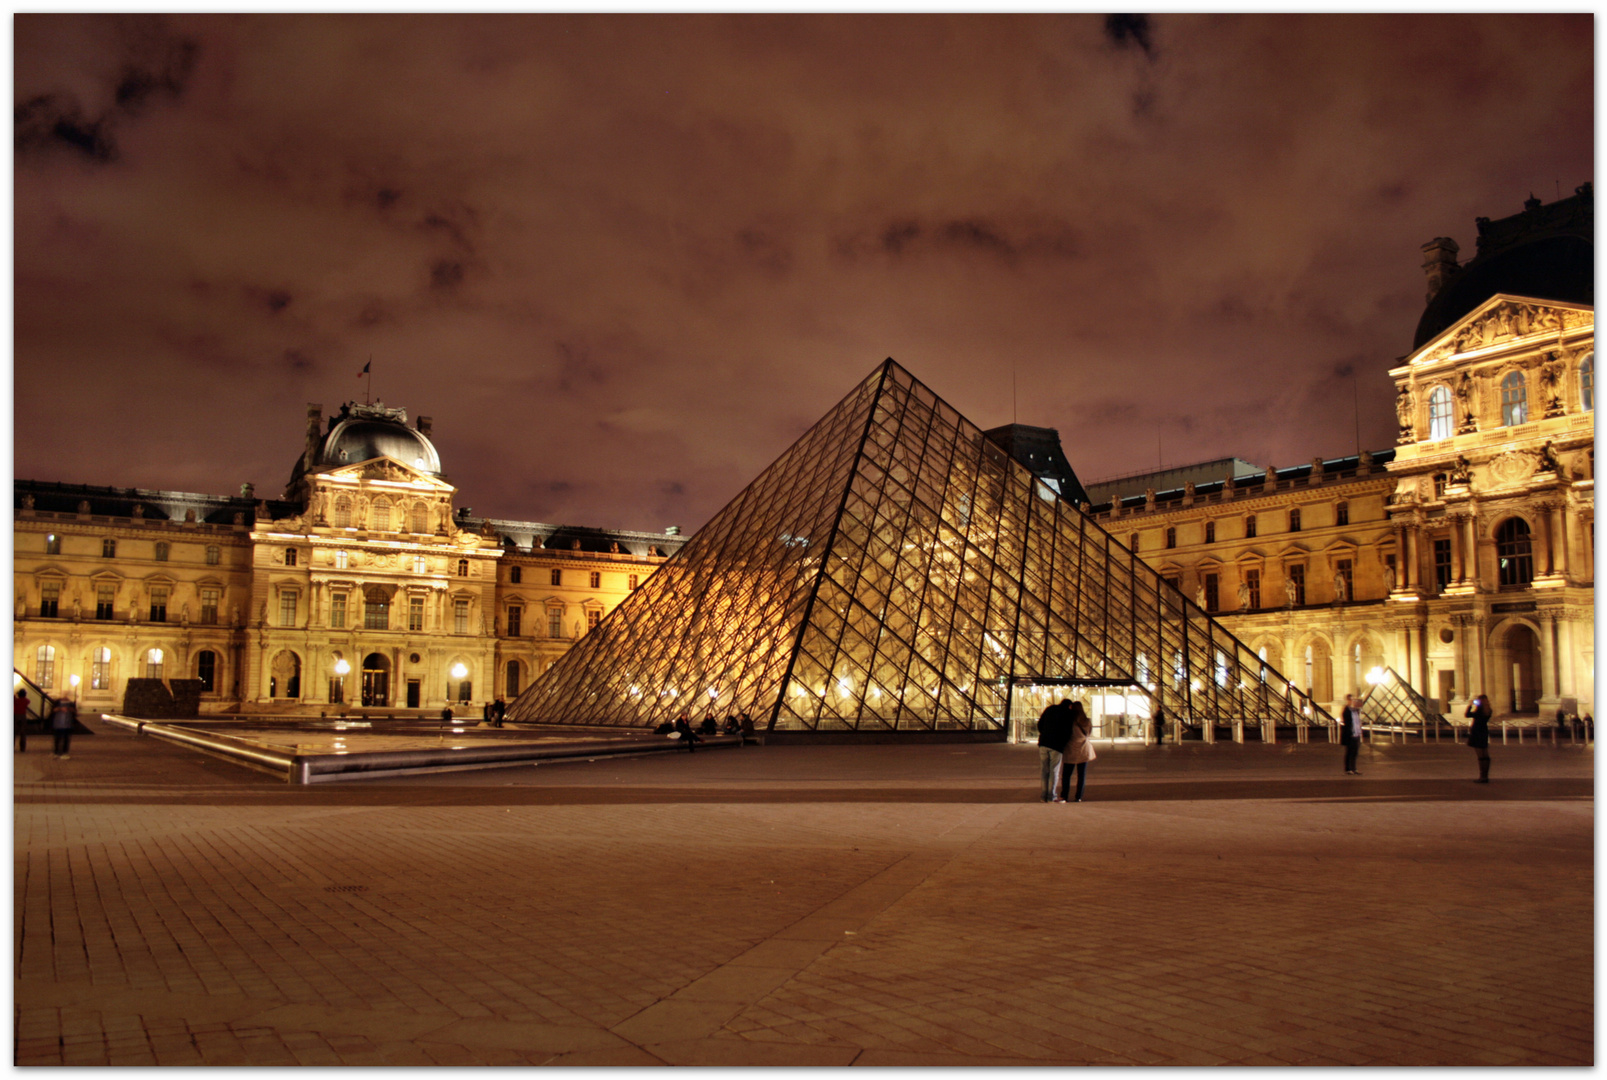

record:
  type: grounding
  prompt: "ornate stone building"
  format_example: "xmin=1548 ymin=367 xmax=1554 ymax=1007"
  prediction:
xmin=1087 ymin=186 xmax=1594 ymax=720
xmin=13 ymin=401 xmax=684 ymax=715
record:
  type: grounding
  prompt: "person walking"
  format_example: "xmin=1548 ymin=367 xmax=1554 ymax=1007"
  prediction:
xmin=1465 ymin=692 xmax=1493 ymax=783
xmin=14 ymin=688 xmax=30 ymax=753
xmin=1060 ymin=702 xmax=1096 ymax=802
xmin=1340 ymin=693 xmax=1363 ymax=775
xmin=1036 ymin=699 xmax=1072 ymax=802
xmin=51 ymin=696 xmax=75 ymax=760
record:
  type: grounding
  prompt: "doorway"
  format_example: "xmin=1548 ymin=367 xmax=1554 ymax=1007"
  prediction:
xmin=361 ymin=652 xmax=391 ymax=707
xmin=406 ymin=679 xmax=421 ymax=709
xmin=1502 ymin=624 xmax=1541 ymax=713
xmin=1007 ymin=680 xmax=1152 ymax=744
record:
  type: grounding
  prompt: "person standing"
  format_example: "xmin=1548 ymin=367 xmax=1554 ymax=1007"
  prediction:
xmin=51 ymin=696 xmax=74 ymax=760
xmin=492 ymin=697 xmax=506 ymax=727
xmin=1060 ymin=702 xmax=1097 ymax=802
xmin=1036 ymin=699 xmax=1071 ymax=802
xmin=1465 ymin=693 xmax=1493 ymax=783
xmin=1341 ymin=693 xmax=1363 ymax=775
xmin=14 ymin=688 xmax=30 ymax=753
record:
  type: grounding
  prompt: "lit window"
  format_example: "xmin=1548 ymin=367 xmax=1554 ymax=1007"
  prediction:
xmin=149 ymin=587 xmax=169 ymax=623
xmin=96 ymin=585 xmax=115 ymax=620
xmin=372 ymin=497 xmax=391 ymax=532
xmin=1289 ymin=508 xmax=1302 ymax=532
xmin=1582 ymin=355 xmax=1595 ymax=412
xmin=1245 ymin=515 xmax=1257 ymax=539
xmin=284 ymin=548 xmax=298 ymax=567
xmin=550 ymin=568 xmax=562 ymax=587
xmin=205 ymin=545 xmax=220 ymax=566
xmin=410 ymin=503 xmax=428 ymax=533
xmin=414 ymin=555 xmax=427 ymax=574
xmin=510 ymin=566 xmax=522 ymax=584
xmin=36 ymin=645 xmax=55 ymax=688
xmin=196 ymin=651 xmax=217 ymax=693
xmin=279 ymin=590 xmax=298 ymax=627
xmin=1428 ymin=385 xmax=1454 ymax=440
xmin=145 ymin=648 xmax=163 ymax=680
xmin=329 ymin=592 xmax=347 ymax=629
xmin=102 ymin=538 xmax=116 ymax=558
xmin=45 ymin=534 xmax=59 ymax=555
xmin=333 ymin=496 xmax=352 ymax=528
xmin=454 ymin=599 xmax=469 ymax=634
xmin=91 ymin=647 xmax=111 ymax=690
xmin=1500 ymin=371 xmax=1528 ymax=426
xmin=507 ymin=606 xmax=522 ymax=637
xmin=334 ymin=550 xmax=348 ymax=570
xmin=408 ymin=595 xmax=425 ymax=631
xmin=1336 ymin=502 xmax=1349 ymax=526
xmin=39 ymin=581 xmax=60 ymax=618
xmin=457 ymin=559 xmax=469 ymax=577
xmin=200 ymin=589 xmax=219 ymax=625
xmin=155 ymin=541 xmax=169 ymax=562
xmin=1204 ymin=521 xmax=1215 ymax=544
xmin=1495 ymin=518 xmax=1533 ymax=587
xmin=589 ymin=571 xmax=601 ymax=589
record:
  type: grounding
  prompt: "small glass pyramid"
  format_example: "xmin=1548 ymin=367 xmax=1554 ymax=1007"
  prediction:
xmin=508 ymin=359 xmax=1332 ymax=734
xmin=1360 ymin=666 xmax=1448 ymax=735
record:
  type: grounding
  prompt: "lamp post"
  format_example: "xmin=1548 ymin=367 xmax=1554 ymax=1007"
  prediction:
xmin=332 ymin=658 xmax=350 ymax=705
xmin=450 ymin=662 xmax=469 ymax=704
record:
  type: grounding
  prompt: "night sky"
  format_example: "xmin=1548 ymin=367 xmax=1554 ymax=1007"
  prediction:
xmin=14 ymin=14 xmax=1593 ymax=533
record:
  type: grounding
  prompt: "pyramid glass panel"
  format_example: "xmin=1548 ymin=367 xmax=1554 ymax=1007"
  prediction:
xmin=508 ymin=359 xmax=1333 ymax=734
xmin=1360 ymin=667 xmax=1449 ymax=734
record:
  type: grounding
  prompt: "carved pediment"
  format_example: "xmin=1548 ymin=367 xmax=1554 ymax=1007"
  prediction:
xmin=1413 ymin=296 xmax=1593 ymax=365
xmin=318 ymin=456 xmax=453 ymax=491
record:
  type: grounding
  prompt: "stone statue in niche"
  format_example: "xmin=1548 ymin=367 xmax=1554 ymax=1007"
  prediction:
xmin=1384 ymin=563 xmax=1397 ymax=593
xmin=1144 ymin=487 xmax=1156 ymax=509
xmin=131 ymin=504 xmax=144 ymax=519
xmin=1332 ymin=572 xmax=1347 ymax=604
xmin=22 ymin=493 xmax=34 ymax=510
xmin=1237 ymin=580 xmax=1250 ymax=609
xmin=1194 ymin=583 xmax=1206 ymax=608
xmin=1395 ymin=387 xmax=1415 ymax=439
xmin=1449 ymin=455 xmax=1472 ymax=486
xmin=79 ymin=500 xmax=91 ymax=514
xmin=1538 ymin=441 xmax=1559 ymax=474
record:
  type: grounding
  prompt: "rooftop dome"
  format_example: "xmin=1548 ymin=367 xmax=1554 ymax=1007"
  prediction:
xmin=288 ymin=401 xmax=442 ymax=491
xmin=1413 ymin=185 xmax=1593 ymax=351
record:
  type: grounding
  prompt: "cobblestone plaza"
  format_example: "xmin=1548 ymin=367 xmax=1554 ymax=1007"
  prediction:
xmin=14 ymin=718 xmax=1592 ymax=1066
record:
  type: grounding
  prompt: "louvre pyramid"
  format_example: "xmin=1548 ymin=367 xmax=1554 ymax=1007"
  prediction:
xmin=1360 ymin=667 xmax=1447 ymax=732
xmin=508 ymin=360 xmax=1332 ymax=734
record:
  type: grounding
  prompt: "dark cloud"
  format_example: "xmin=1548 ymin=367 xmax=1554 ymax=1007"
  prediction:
xmin=1105 ymin=14 xmax=1154 ymax=57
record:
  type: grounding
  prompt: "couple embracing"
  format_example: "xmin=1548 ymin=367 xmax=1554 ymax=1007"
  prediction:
xmin=1036 ymin=698 xmax=1095 ymax=803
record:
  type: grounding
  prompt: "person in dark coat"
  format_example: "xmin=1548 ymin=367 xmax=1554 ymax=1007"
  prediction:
xmin=14 ymin=689 xmax=29 ymax=753
xmin=1036 ymin=699 xmax=1072 ymax=802
xmin=1059 ymin=702 xmax=1097 ymax=802
xmin=674 ymin=714 xmax=700 ymax=752
xmin=1340 ymin=693 xmax=1363 ymax=775
xmin=492 ymin=697 xmax=506 ymax=727
xmin=51 ymin=697 xmax=75 ymax=760
xmin=1465 ymin=692 xmax=1493 ymax=782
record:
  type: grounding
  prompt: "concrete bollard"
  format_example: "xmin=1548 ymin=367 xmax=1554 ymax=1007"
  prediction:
xmin=1233 ymin=719 xmax=1244 ymax=744
xmin=1296 ymin=720 xmax=1308 ymax=743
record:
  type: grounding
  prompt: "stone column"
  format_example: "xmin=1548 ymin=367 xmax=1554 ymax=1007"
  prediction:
xmin=1405 ymin=526 xmax=1422 ymax=595
xmin=1449 ymin=514 xmax=1466 ymax=584
xmin=1539 ymin=612 xmax=1559 ymax=708
xmin=1550 ymin=503 xmax=1569 ymax=578
xmin=1394 ymin=525 xmax=1411 ymax=589
xmin=1536 ymin=505 xmax=1556 ymax=576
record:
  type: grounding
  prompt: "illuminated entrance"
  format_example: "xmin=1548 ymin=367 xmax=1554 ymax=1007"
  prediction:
xmin=1007 ymin=678 xmax=1153 ymax=744
xmin=361 ymin=653 xmax=391 ymax=707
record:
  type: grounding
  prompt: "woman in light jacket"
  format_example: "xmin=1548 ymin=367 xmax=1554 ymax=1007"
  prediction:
xmin=1059 ymin=702 xmax=1097 ymax=803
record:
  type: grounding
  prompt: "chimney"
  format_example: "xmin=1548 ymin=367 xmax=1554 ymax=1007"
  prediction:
xmin=1420 ymin=237 xmax=1460 ymax=303
xmin=416 ymin=415 xmax=433 ymax=437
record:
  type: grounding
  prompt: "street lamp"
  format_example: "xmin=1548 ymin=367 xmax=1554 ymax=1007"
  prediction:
xmin=450 ymin=662 xmax=469 ymax=704
xmin=331 ymin=658 xmax=350 ymax=705
xmin=1365 ymin=666 xmax=1385 ymax=687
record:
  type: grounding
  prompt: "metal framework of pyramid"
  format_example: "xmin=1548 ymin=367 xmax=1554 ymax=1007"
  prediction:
xmin=508 ymin=360 xmax=1332 ymax=734
xmin=1360 ymin=666 xmax=1447 ymax=733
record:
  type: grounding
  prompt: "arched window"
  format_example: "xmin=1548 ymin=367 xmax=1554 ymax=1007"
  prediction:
xmin=371 ymin=497 xmax=391 ymax=532
xmin=333 ymin=496 xmax=352 ymax=529
xmin=1500 ymin=371 xmax=1528 ymax=426
xmin=410 ymin=502 xmax=428 ymax=533
xmin=1581 ymin=354 xmax=1594 ymax=412
xmin=1428 ymin=385 xmax=1454 ymax=440
xmin=91 ymin=647 xmax=111 ymax=690
xmin=35 ymin=645 xmax=55 ymax=689
xmin=1495 ymin=518 xmax=1534 ymax=587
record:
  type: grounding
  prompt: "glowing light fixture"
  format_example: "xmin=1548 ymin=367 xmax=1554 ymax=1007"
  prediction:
xmin=1365 ymin=666 xmax=1386 ymax=686
xmin=333 ymin=659 xmax=351 ymax=676
xmin=450 ymin=662 xmax=468 ymax=679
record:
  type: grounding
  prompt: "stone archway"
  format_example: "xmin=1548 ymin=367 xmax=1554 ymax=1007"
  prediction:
xmin=361 ymin=652 xmax=391 ymax=708
xmin=1497 ymin=623 xmax=1542 ymax=714
xmin=270 ymin=650 xmax=301 ymax=699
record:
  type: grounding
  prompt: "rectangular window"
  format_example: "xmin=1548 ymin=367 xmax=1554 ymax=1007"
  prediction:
xmin=365 ymin=595 xmax=390 ymax=630
xmin=196 ymin=651 xmax=216 ymax=693
xmin=1336 ymin=559 xmax=1353 ymax=601
xmin=45 ymin=534 xmax=60 ymax=555
xmin=1245 ymin=515 xmax=1257 ymax=539
xmin=91 ymin=647 xmax=111 ymax=690
xmin=1203 ymin=574 xmax=1219 ymax=613
xmin=548 ymin=609 xmax=563 ymax=638
xmin=279 ymin=590 xmax=298 ymax=627
xmin=102 ymin=538 xmax=116 ymax=558
xmin=1204 ymin=521 xmax=1216 ymax=544
xmin=628 ymin=574 xmax=639 ymax=591
xmin=284 ymin=548 xmax=297 ymax=567
xmin=507 ymin=606 xmax=522 ymax=637
xmin=589 ymin=571 xmax=601 ymax=589
xmin=1336 ymin=502 xmax=1349 ymax=526
xmin=550 ymin=568 xmax=562 ymax=587
xmin=1288 ymin=565 xmax=1306 ymax=606
xmin=510 ymin=566 xmax=522 ymax=584
xmin=408 ymin=595 xmax=425 ymax=632
xmin=414 ymin=555 xmax=427 ymax=574
xmin=149 ymin=587 xmax=169 ymax=623
xmin=155 ymin=542 xmax=169 ymax=562
xmin=1245 ymin=568 xmax=1261 ymax=609
xmin=587 ymin=609 xmax=601 ymax=632
xmin=334 ymin=550 xmax=348 ymax=570
xmin=206 ymin=545 xmax=220 ymax=566
xmin=1289 ymin=509 xmax=1302 ymax=532
xmin=39 ymin=581 xmax=60 ymax=618
xmin=457 ymin=559 xmax=469 ymax=577
xmin=1433 ymin=473 xmax=1448 ymax=497
xmin=96 ymin=585 xmax=115 ymax=620
xmin=1434 ymin=538 xmax=1453 ymax=592
xmin=1164 ymin=527 xmax=1176 ymax=549
xmin=200 ymin=589 xmax=219 ymax=625
xmin=329 ymin=592 xmax=347 ymax=629
xmin=454 ymin=599 xmax=469 ymax=634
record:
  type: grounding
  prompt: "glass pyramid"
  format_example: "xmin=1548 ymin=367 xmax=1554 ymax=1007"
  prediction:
xmin=508 ymin=360 xmax=1333 ymax=734
xmin=1360 ymin=666 xmax=1447 ymax=734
